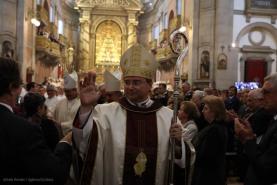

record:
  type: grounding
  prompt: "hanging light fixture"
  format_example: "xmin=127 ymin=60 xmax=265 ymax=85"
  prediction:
xmin=179 ymin=26 xmax=186 ymax=33
xmin=31 ymin=17 xmax=41 ymax=27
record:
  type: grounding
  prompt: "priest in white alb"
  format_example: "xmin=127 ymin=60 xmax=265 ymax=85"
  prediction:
xmin=54 ymin=71 xmax=80 ymax=136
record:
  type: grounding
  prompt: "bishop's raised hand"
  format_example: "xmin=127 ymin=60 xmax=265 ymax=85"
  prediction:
xmin=79 ymin=72 xmax=100 ymax=113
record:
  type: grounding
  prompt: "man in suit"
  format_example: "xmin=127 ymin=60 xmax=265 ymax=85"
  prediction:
xmin=225 ymin=85 xmax=240 ymax=113
xmin=0 ymin=57 xmax=72 ymax=184
xmin=244 ymin=88 xmax=272 ymax=137
xmin=235 ymin=73 xmax=277 ymax=185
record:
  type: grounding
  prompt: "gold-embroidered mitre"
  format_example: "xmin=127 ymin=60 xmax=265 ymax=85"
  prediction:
xmin=120 ymin=43 xmax=157 ymax=80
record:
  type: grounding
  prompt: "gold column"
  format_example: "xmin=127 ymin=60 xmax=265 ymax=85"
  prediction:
xmin=127 ymin=13 xmax=138 ymax=48
xmin=79 ymin=10 xmax=91 ymax=71
xmin=66 ymin=46 xmax=74 ymax=72
xmin=90 ymin=33 xmax=96 ymax=70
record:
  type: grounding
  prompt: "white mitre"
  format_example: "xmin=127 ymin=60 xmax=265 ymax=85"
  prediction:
xmin=64 ymin=71 xmax=78 ymax=89
xmin=104 ymin=70 xmax=121 ymax=92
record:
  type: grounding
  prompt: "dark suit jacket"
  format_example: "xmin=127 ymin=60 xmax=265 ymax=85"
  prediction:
xmin=248 ymin=108 xmax=273 ymax=137
xmin=192 ymin=121 xmax=228 ymax=185
xmin=224 ymin=96 xmax=240 ymax=113
xmin=0 ymin=105 xmax=72 ymax=184
xmin=244 ymin=118 xmax=277 ymax=185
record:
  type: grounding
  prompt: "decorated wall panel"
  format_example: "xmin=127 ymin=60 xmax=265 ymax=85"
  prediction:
xmin=95 ymin=20 xmax=122 ymax=67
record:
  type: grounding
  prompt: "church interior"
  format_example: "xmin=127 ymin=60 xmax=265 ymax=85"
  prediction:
xmin=0 ymin=0 xmax=276 ymax=89
xmin=1 ymin=1 xmax=277 ymax=185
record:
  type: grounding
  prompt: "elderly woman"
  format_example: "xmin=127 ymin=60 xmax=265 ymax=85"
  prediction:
xmin=178 ymin=101 xmax=200 ymax=140
xmin=174 ymin=101 xmax=200 ymax=185
xmin=192 ymin=95 xmax=228 ymax=185
xmin=191 ymin=90 xmax=209 ymax=131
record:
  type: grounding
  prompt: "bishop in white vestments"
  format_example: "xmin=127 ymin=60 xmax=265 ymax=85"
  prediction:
xmin=73 ymin=44 xmax=188 ymax=185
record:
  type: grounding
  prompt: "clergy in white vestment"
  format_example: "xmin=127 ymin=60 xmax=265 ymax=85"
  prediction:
xmin=45 ymin=84 xmax=59 ymax=118
xmin=54 ymin=71 xmax=80 ymax=136
xmin=72 ymin=44 xmax=188 ymax=185
xmin=103 ymin=70 xmax=123 ymax=103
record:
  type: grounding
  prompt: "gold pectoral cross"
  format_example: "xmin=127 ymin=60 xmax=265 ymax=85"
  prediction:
xmin=134 ymin=151 xmax=147 ymax=176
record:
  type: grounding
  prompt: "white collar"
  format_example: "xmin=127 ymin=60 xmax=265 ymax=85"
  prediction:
xmin=126 ymin=97 xmax=154 ymax=108
xmin=0 ymin=102 xmax=13 ymax=112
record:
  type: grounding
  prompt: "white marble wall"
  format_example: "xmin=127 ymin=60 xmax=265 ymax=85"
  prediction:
xmin=138 ymin=0 xmax=277 ymax=89
xmin=233 ymin=0 xmax=277 ymax=85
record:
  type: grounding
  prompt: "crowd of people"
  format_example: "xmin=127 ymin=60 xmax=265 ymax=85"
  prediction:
xmin=1 ymin=43 xmax=277 ymax=185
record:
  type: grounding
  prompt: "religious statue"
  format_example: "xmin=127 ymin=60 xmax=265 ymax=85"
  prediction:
xmin=217 ymin=46 xmax=227 ymax=70
xmin=1 ymin=41 xmax=14 ymax=59
xmin=66 ymin=45 xmax=75 ymax=73
xmin=200 ymin=50 xmax=210 ymax=79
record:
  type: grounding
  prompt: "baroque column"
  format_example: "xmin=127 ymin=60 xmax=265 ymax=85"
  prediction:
xmin=79 ymin=9 xmax=91 ymax=71
xmin=90 ymin=33 xmax=96 ymax=69
xmin=127 ymin=13 xmax=138 ymax=48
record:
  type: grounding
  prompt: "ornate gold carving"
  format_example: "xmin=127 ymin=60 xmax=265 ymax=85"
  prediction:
xmin=127 ymin=22 xmax=137 ymax=47
xmin=169 ymin=15 xmax=182 ymax=34
xmin=49 ymin=42 xmax=61 ymax=57
xmin=77 ymin=0 xmax=130 ymax=7
xmin=159 ymin=29 xmax=168 ymax=42
xmin=37 ymin=5 xmax=49 ymax=24
xmin=95 ymin=20 xmax=122 ymax=67
xmin=76 ymin=0 xmax=142 ymax=73
xmin=79 ymin=16 xmax=91 ymax=70
xmin=49 ymin=23 xmax=57 ymax=36
xmin=36 ymin=36 xmax=60 ymax=66
xmin=36 ymin=36 xmax=50 ymax=51
xmin=149 ymin=39 xmax=157 ymax=50
xmin=156 ymin=45 xmax=176 ymax=61
xmin=59 ymin=34 xmax=67 ymax=45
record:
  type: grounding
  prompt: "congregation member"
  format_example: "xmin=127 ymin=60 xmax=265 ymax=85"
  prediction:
xmin=23 ymin=92 xmax=61 ymax=151
xmin=243 ymin=88 xmax=272 ymax=137
xmin=158 ymin=82 xmax=169 ymax=106
xmin=182 ymin=81 xmax=192 ymax=101
xmin=54 ymin=71 xmax=80 ymax=136
xmin=224 ymin=85 xmax=241 ymax=152
xmin=72 ymin=44 xmax=187 ymax=185
xmin=191 ymin=90 xmax=208 ymax=131
xmin=236 ymin=88 xmax=272 ymax=182
xmin=38 ymin=84 xmax=48 ymax=98
xmin=26 ymin=81 xmax=39 ymax=93
xmin=177 ymin=101 xmax=199 ymax=141
xmin=192 ymin=95 xmax=228 ymax=185
xmin=235 ymin=73 xmax=277 ymax=185
xmin=225 ymin=85 xmax=240 ymax=113
xmin=175 ymin=101 xmax=199 ymax=185
xmin=0 ymin=57 xmax=72 ymax=184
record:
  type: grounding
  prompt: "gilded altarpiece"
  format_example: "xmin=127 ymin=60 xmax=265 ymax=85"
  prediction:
xmin=75 ymin=0 xmax=143 ymax=79
xmin=95 ymin=21 xmax=122 ymax=66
